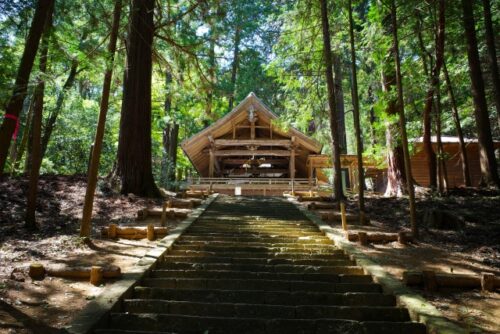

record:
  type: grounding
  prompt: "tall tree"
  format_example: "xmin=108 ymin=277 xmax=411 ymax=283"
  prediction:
xmin=380 ymin=3 xmax=406 ymax=197
xmin=390 ymin=0 xmax=417 ymax=236
xmin=481 ymin=0 xmax=500 ymax=130
xmin=461 ymin=0 xmax=499 ymax=187
xmin=347 ymin=0 xmax=365 ymax=218
xmin=228 ymin=26 xmax=241 ymax=111
xmin=421 ymin=0 xmax=445 ymax=189
xmin=319 ymin=0 xmax=343 ymax=201
xmin=116 ymin=0 xmax=159 ymax=196
xmin=26 ymin=4 xmax=53 ymax=228
xmin=80 ymin=0 xmax=122 ymax=237
xmin=0 ymin=0 xmax=55 ymax=175
xmin=443 ymin=60 xmax=471 ymax=186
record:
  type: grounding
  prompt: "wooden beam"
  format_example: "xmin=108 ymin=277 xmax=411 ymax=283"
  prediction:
xmin=235 ymin=125 xmax=270 ymax=129
xmin=215 ymin=139 xmax=291 ymax=147
xmin=214 ymin=150 xmax=291 ymax=157
xmin=223 ymin=168 xmax=288 ymax=175
xmin=222 ymin=158 xmax=289 ymax=165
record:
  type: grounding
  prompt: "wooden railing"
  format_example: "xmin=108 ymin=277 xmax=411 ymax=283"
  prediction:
xmin=187 ymin=177 xmax=314 ymax=186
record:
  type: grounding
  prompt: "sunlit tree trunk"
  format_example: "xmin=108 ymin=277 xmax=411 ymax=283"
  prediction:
xmin=0 ymin=0 xmax=55 ymax=175
xmin=422 ymin=0 xmax=445 ymax=189
xmin=116 ymin=0 xmax=160 ymax=196
xmin=347 ymin=0 xmax=365 ymax=216
xmin=461 ymin=0 xmax=499 ymax=187
xmin=390 ymin=0 xmax=417 ymax=236
xmin=26 ymin=6 xmax=53 ymax=229
xmin=80 ymin=0 xmax=122 ymax=237
xmin=319 ymin=0 xmax=343 ymax=201
xmin=333 ymin=53 xmax=347 ymax=154
xmin=228 ymin=26 xmax=241 ymax=111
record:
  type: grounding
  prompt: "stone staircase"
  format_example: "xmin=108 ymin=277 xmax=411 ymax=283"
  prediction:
xmin=95 ymin=196 xmax=426 ymax=334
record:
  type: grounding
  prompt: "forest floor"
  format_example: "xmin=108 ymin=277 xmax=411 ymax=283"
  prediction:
xmin=0 ymin=175 xmax=499 ymax=333
xmin=304 ymin=188 xmax=500 ymax=334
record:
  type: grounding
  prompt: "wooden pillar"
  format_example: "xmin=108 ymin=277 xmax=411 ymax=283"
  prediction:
xmin=232 ymin=122 xmax=236 ymax=139
xmin=250 ymin=120 xmax=255 ymax=139
xmin=269 ymin=121 xmax=273 ymax=139
xmin=209 ymin=149 xmax=215 ymax=177
xmin=290 ymin=149 xmax=295 ymax=179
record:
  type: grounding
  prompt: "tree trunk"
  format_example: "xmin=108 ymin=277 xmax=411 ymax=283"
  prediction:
xmin=380 ymin=3 xmax=406 ymax=197
xmin=26 ymin=6 xmax=53 ymax=229
xmin=481 ymin=0 xmax=500 ymax=131
xmin=348 ymin=0 xmax=365 ymax=215
xmin=80 ymin=0 xmax=122 ymax=237
xmin=461 ymin=0 xmax=500 ymax=187
xmin=435 ymin=80 xmax=448 ymax=193
xmin=333 ymin=53 xmax=347 ymax=154
xmin=368 ymin=86 xmax=377 ymax=147
xmin=40 ymin=59 xmax=78 ymax=160
xmin=228 ymin=26 xmax=241 ymax=111
xmin=11 ymin=96 xmax=35 ymax=173
xmin=390 ymin=0 xmax=418 ymax=237
xmin=161 ymin=71 xmax=173 ymax=188
xmin=443 ymin=60 xmax=471 ymax=186
xmin=319 ymin=0 xmax=343 ymax=201
xmin=168 ymin=123 xmax=179 ymax=187
xmin=0 ymin=0 xmax=55 ymax=175
xmin=116 ymin=0 xmax=159 ymax=197
xmin=422 ymin=0 xmax=445 ymax=189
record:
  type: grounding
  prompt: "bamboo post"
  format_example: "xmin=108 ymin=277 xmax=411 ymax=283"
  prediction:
xmin=108 ymin=223 xmax=117 ymax=238
xmin=29 ymin=263 xmax=45 ymax=280
xmin=340 ymin=202 xmax=348 ymax=231
xmin=147 ymin=224 xmax=155 ymax=241
xmin=358 ymin=232 xmax=368 ymax=246
xmin=90 ymin=266 xmax=103 ymax=286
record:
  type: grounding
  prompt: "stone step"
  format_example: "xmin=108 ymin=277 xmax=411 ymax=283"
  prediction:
xmin=183 ymin=231 xmax=326 ymax=238
xmin=166 ymin=250 xmax=347 ymax=260
xmin=95 ymin=331 xmax=174 ymax=334
xmin=160 ymin=252 xmax=356 ymax=267
xmin=189 ymin=223 xmax=319 ymax=230
xmin=178 ymin=235 xmax=332 ymax=244
xmin=133 ymin=287 xmax=396 ymax=306
xmin=141 ymin=278 xmax=382 ymax=293
xmin=149 ymin=269 xmax=372 ymax=283
xmin=107 ymin=313 xmax=426 ymax=334
xmin=186 ymin=227 xmax=320 ymax=234
xmin=156 ymin=262 xmax=364 ymax=275
xmin=123 ymin=299 xmax=410 ymax=322
xmin=172 ymin=242 xmax=339 ymax=250
xmin=170 ymin=244 xmax=337 ymax=253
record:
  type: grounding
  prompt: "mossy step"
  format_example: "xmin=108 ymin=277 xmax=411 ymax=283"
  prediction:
xmin=171 ymin=244 xmax=338 ymax=253
xmin=150 ymin=269 xmax=372 ymax=283
xmin=183 ymin=231 xmax=325 ymax=237
xmin=133 ymin=287 xmax=396 ymax=306
xmin=123 ymin=299 xmax=409 ymax=321
xmin=141 ymin=278 xmax=382 ymax=293
xmin=178 ymin=236 xmax=332 ymax=244
xmin=173 ymin=241 xmax=336 ymax=249
xmin=157 ymin=262 xmax=364 ymax=275
xmin=160 ymin=256 xmax=354 ymax=267
xmin=107 ymin=313 xmax=426 ymax=334
xmin=166 ymin=250 xmax=346 ymax=260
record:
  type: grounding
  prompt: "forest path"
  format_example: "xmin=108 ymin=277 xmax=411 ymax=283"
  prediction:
xmin=94 ymin=195 xmax=426 ymax=333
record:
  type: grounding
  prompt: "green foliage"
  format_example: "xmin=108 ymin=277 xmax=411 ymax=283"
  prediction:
xmin=1 ymin=0 xmax=498 ymax=180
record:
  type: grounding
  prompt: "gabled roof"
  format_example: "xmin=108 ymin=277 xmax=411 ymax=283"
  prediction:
xmin=181 ymin=93 xmax=323 ymax=175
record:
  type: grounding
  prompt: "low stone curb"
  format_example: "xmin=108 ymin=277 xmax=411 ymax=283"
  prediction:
xmin=292 ymin=199 xmax=467 ymax=334
xmin=66 ymin=193 xmax=219 ymax=334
